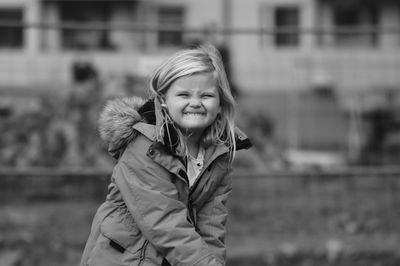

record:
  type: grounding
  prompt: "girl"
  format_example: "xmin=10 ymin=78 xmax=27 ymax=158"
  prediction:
xmin=80 ymin=44 xmax=251 ymax=266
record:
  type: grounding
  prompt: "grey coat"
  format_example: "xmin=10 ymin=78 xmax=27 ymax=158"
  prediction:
xmin=80 ymin=97 xmax=251 ymax=266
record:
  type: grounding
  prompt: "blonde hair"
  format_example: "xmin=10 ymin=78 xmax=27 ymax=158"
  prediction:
xmin=148 ymin=44 xmax=237 ymax=162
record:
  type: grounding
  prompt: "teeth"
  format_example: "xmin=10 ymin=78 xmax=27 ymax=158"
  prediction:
xmin=184 ymin=113 xmax=204 ymax=116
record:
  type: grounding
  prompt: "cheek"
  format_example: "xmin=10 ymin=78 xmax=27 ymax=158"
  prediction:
xmin=207 ymin=106 xmax=221 ymax=124
xmin=208 ymin=99 xmax=221 ymax=115
xmin=165 ymin=99 xmax=183 ymax=113
xmin=167 ymin=107 xmax=181 ymax=121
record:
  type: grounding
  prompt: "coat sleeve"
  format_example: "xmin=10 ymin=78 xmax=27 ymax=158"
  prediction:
xmin=195 ymin=170 xmax=233 ymax=262
xmin=113 ymin=135 xmax=223 ymax=266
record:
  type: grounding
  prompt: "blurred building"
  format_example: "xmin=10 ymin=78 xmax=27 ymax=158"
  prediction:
xmin=1 ymin=0 xmax=400 ymax=166
xmin=0 ymin=0 xmax=228 ymax=90
xmin=231 ymin=0 xmax=400 ymax=94
xmin=0 ymin=0 xmax=399 ymax=93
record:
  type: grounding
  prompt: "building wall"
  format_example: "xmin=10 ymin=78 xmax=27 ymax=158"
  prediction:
xmin=229 ymin=0 xmax=400 ymax=94
xmin=0 ymin=0 xmax=399 ymax=95
xmin=229 ymin=0 xmax=314 ymax=92
xmin=0 ymin=0 xmax=227 ymax=89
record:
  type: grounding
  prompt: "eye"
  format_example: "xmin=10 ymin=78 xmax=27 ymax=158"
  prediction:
xmin=177 ymin=92 xmax=189 ymax=97
xmin=202 ymin=93 xmax=216 ymax=98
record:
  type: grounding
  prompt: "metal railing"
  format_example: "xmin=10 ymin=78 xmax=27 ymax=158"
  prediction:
xmin=1 ymin=21 xmax=400 ymax=34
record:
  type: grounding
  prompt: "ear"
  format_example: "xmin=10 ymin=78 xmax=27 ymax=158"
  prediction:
xmin=156 ymin=95 xmax=168 ymax=110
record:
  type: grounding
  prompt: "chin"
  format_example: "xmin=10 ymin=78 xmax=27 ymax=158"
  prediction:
xmin=181 ymin=121 xmax=209 ymax=129
xmin=180 ymin=124 xmax=208 ymax=132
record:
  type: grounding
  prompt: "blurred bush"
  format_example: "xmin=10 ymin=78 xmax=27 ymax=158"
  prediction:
xmin=0 ymin=92 xmax=107 ymax=168
xmin=0 ymin=73 xmax=147 ymax=169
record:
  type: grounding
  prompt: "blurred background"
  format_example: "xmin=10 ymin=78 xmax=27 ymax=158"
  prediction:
xmin=1 ymin=0 xmax=400 ymax=265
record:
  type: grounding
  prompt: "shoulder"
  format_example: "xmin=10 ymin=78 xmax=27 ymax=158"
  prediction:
xmin=132 ymin=122 xmax=157 ymax=142
xmin=119 ymin=133 xmax=153 ymax=162
xmin=118 ymin=133 xmax=164 ymax=176
xmin=118 ymin=132 xmax=183 ymax=182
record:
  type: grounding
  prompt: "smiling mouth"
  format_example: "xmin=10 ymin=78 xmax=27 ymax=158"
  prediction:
xmin=183 ymin=113 xmax=206 ymax=119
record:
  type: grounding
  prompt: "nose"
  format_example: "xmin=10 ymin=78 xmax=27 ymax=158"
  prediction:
xmin=189 ymin=97 xmax=202 ymax=107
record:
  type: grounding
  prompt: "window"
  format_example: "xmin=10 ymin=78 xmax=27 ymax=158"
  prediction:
xmin=333 ymin=5 xmax=379 ymax=47
xmin=0 ymin=9 xmax=23 ymax=49
xmin=274 ymin=6 xmax=300 ymax=47
xmin=59 ymin=2 xmax=114 ymax=50
xmin=157 ymin=7 xmax=184 ymax=47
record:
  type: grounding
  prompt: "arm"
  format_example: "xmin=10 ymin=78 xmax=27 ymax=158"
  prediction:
xmin=114 ymin=135 xmax=222 ymax=266
xmin=195 ymin=171 xmax=233 ymax=262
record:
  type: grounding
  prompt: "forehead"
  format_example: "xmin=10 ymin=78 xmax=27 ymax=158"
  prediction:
xmin=170 ymin=72 xmax=218 ymax=90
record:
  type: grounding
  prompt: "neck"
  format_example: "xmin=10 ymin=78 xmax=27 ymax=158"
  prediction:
xmin=184 ymin=132 xmax=202 ymax=158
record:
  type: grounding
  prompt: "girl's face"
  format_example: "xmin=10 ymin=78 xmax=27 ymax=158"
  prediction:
xmin=164 ymin=72 xmax=221 ymax=137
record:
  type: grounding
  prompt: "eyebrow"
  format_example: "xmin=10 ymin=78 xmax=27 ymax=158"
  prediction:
xmin=201 ymin=90 xmax=217 ymax=94
xmin=173 ymin=87 xmax=190 ymax=93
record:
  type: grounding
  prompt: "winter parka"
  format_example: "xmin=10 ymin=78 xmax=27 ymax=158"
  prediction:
xmin=80 ymin=97 xmax=251 ymax=266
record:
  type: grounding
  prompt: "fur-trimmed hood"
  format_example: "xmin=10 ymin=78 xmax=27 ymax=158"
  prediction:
xmin=98 ymin=97 xmax=147 ymax=159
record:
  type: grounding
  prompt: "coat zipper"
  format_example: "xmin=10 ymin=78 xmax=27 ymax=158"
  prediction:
xmin=138 ymin=240 xmax=149 ymax=265
xmin=189 ymin=151 xmax=228 ymax=196
xmin=186 ymin=151 xmax=230 ymax=227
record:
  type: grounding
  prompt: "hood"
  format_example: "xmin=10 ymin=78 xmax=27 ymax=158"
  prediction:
xmin=98 ymin=96 xmax=147 ymax=158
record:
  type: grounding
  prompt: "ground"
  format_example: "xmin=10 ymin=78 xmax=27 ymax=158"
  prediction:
xmin=1 ymin=172 xmax=400 ymax=266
